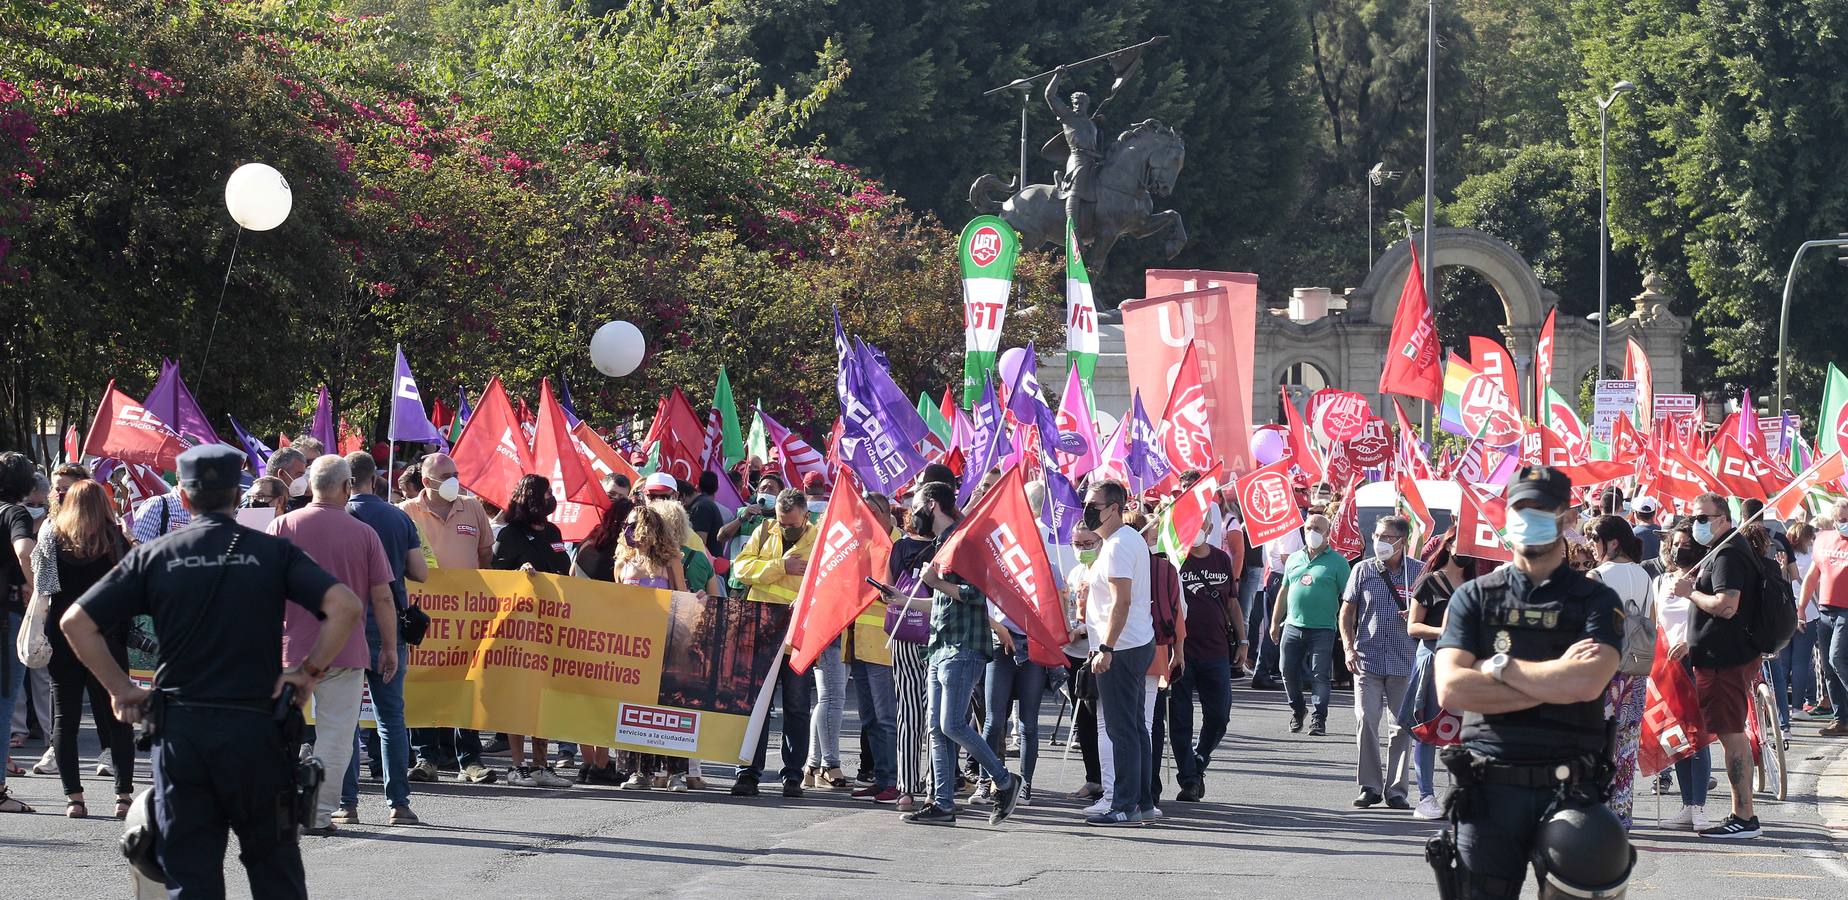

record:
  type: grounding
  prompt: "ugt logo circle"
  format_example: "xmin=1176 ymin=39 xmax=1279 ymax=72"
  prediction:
xmin=1461 ymin=374 xmax=1520 ymax=446
xmin=969 ymin=226 xmax=1002 ymax=267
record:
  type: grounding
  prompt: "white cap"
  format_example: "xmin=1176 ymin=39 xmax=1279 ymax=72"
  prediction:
xmin=643 ymin=472 xmax=678 ymax=495
xmin=1632 ymin=496 xmax=1659 ymax=514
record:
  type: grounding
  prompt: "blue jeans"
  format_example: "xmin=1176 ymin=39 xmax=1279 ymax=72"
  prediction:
xmin=1677 ymin=745 xmax=1711 ymax=807
xmin=982 ymin=634 xmax=1047 ymax=783
xmin=0 ymin=612 xmax=23 ymax=790
xmin=341 ymin=646 xmax=410 ymax=810
xmin=1098 ymin=642 xmax=1157 ymax=815
xmin=1280 ymin=624 xmax=1336 ymax=720
xmin=806 ymin=644 xmax=846 ymax=769
xmin=1820 ymin=608 xmax=1848 ymax=719
xmin=1787 ymin=621 xmax=1819 ymax=708
xmin=1253 ymin=573 xmax=1284 ymax=679
xmin=1408 ymin=643 xmax=1438 ymax=798
xmin=1169 ymin=656 xmax=1232 ymax=783
xmin=850 ymin=660 xmax=897 ymax=791
xmin=927 ymin=651 xmax=1009 ymax=811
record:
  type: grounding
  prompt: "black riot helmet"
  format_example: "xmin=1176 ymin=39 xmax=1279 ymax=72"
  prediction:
xmin=1533 ymin=802 xmax=1635 ymax=899
xmin=119 ymin=788 xmax=166 ymax=884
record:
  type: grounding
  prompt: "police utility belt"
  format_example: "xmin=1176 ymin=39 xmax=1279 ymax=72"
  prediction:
xmin=1442 ymin=747 xmax=1604 ymax=790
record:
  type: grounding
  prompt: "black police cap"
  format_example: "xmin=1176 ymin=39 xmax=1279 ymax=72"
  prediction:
xmin=176 ymin=444 xmax=245 ymax=491
xmin=1504 ymin=465 xmax=1571 ymax=509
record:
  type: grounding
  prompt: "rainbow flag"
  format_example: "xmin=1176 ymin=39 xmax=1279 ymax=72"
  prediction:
xmin=1438 ymin=357 xmax=1480 ymax=438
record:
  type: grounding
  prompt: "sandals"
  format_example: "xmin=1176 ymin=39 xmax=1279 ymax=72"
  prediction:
xmin=0 ymin=787 xmax=35 ymax=814
xmin=66 ymin=798 xmax=88 ymax=819
xmin=116 ymin=795 xmax=133 ymax=820
xmin=4 ymin=760 xmax=23 ymax=776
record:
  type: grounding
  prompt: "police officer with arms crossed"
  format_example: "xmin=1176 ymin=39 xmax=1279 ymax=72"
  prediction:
xmin=58 ymin=445 xmax=364 ymax=899
xmin=1431 ymin=466 xmax=1634 ymax=899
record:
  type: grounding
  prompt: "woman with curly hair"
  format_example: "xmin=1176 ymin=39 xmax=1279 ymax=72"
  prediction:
xmin=609 ymin=504 xmax=687 ymax=790
xmin=490 ymin=475 xmax=573 ymax=789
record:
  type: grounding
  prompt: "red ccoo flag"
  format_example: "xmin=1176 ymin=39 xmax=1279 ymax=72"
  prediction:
xmin=62 ymin=426 xmax=79 ymax=464
xmin=1279 ymin=386 xmax=1325 ymax=484
xmin=933 ymin=465 xmax=1070 ymax=668
xmin=785 ymin=473 xmax=895 ymax=674
xmin=1769 ymin=451 xmax=1845 ymax=520
xmin=450 ymin=377 xmax=533 ymax=510
xmin=644 ymin=387 xmax=707 ymax=483
xmin=82 ymin=381 xmax=191 ymax=472
xmin=1639 ymin=630 xmax=1708 ymax=776
xmin=1536 ymin=307 xmax=1557 ymax=394
xmin=534 ymin=379 xmax=608 ymax=542
xmin=1379 ymin=236 xmax=1443 ymax=403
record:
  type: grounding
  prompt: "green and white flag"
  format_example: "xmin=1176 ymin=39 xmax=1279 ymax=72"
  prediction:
xmin=713 ymin=365 xmax=745 ymax=469
xmin=746 ymin=405 xmax=769 ymax=464
xmin=959 ymin=215 xmax=1020 ymax=407
xmin=1817 ymin=362 xmax=1848 ymax=457
xmin=1064 ymin=218 xmax=1099 ymax=405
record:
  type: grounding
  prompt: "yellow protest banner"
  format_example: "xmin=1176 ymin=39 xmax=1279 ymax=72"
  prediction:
xmin=404 ymin=569 xmax=790 ymax=762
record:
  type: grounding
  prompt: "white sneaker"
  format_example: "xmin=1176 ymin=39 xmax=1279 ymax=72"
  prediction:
xmin=1691 ymin=806 xmax=1711 ymax=831
xmin=1081 ymin=798 xmax=1113 ymax=816
xmin=668 ymin=773 xmax=688 ymax=792
xmin=1413 ymin=795 xmax=1444 ymax=820
xmin=1147 ymin=806 xmax=1164 ymax=819
xmin=96 ymin=758 xmax=113 ymax=778
xmin=507 ymin=767 xmax=537 ymax=787
xmin=532 ymin=767 xmax=571 ymax=788
xmin=31 ymin=749 xmax=56 ymax=776
xmin=621 ymin=772 xmax=651 ymax=790
xmin=1661 ymin=804 xmax=1704 ymax=830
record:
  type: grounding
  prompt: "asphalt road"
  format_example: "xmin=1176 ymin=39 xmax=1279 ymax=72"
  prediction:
xmin=5 ymin=682 xmax=1845 ymax=899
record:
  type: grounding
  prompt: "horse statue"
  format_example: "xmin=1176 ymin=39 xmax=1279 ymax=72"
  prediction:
xmin=968 ymin=118 xmax=1186 ymax=273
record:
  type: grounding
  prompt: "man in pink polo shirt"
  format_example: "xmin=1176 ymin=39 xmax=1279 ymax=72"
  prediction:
xmin=1799 ymin=498 xmax=1848 ymax=738
xmin=269 ymin=455 xmax=400 ymax=832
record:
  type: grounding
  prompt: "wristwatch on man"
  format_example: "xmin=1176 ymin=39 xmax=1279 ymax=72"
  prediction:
xmin=1096 ymin=645 xmax=1114 ymax=655
xmin=1484 ymin=653 xmax=1511 ymax=684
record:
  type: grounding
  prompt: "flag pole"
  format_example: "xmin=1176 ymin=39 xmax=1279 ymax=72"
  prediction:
xmin=386 ymin=344 xmax=398 ymax=501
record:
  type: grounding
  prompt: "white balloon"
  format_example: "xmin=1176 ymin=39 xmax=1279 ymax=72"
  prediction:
xmin=224 ymin=163 xmax=293 ymax=231
xmin=590 ymin=320 xmax=646 ymax=377
xmin=1093 ymin=409 xmax=1120 ymax=438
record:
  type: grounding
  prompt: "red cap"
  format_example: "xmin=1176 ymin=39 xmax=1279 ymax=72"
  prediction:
xmin=803 ymin=471 xmax=827 ymax=491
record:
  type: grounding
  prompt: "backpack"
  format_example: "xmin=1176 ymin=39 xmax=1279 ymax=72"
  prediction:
xmin=1748 ymin=553 xmax=1798 ymax=655
xmin=1591 ymin=562 xmax=1656 ymax=676
xmin=1149 ymin=553 xmax=1181 ymax=646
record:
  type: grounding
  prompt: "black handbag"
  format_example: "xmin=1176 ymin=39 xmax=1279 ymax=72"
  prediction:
xmin=398 ymin=602 xmax=432 ymax=646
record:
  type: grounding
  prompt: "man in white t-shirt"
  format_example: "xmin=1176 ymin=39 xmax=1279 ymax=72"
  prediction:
xmin=1079 ymin=480 xmax=1155 ymax=826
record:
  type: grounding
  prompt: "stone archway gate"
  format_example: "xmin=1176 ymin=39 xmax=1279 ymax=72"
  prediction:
xmin=1086 ymin=226 xmax=1689 ymax=430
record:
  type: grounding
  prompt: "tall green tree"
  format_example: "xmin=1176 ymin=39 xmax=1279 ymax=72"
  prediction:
xmin=1574 ymin=0 xmax=1848 ymax=411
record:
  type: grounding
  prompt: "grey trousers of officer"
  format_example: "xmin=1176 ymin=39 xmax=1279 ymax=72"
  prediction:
xmin=1354 ymin=670 xmax=1412 ymax=799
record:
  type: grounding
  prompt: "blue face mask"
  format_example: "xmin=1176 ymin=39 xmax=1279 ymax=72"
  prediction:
xmin=1504 ymin=508 xmax=1560 ymax=548
xmin=1691 ymin=520 xmax=1713 ymax=546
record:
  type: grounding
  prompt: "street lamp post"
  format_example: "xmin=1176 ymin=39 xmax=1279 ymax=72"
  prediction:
xmin=1775 ymin=237 xmax=1848 ymax=417
xmin=1367 ymin=162 xmax=1401 ymax=268
xmin=1596 ymin=80 xmax=1635 ymax=380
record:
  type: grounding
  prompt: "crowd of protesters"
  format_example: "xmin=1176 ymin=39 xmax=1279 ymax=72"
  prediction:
xmin=0 ymin=443 xmax=1841 ymax=843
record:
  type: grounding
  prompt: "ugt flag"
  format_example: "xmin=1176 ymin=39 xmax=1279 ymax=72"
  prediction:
xmin=959 ymin=215 xmax=1020 ymax=406
xmin=785 ymin=477 xmax=894 ymax=674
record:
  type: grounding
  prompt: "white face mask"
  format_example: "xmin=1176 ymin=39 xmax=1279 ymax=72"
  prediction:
xmin=437 ymin=477 xmax=461 ymax=503
xmin=1305 ymin=530 xmax=1327 ymax=550
xmin=26 ymin=505 xmax=45 ymax=521
xmin=1372 ymin=538 xmax=1397 ymax=558
xmin=288 ymin=474 xmax=308 ymax=497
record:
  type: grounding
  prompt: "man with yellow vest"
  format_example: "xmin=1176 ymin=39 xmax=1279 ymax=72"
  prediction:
xmin=730 ymin=489 xmax=817 ymax=798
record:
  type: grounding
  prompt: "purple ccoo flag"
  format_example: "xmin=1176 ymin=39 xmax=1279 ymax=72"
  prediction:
xmin=227 ymin=414 xmax=274 ymax=476
xmin=1124 ymin=391 xmax=1173 ymax=494
xmin=389 ymin=345 xmax=444 ymax=444
xmin=310 ymin=386 xmax=336 ymax=450
xmin=145 ymin=358 xmax=221 ymax=446
xmin=1040 ymin=468 xmax=1083 ymax=544
xmin=838 ymin=338 xmax=929 ymax=495
xmin=957 ymin=374 xmax=1014 ymax=507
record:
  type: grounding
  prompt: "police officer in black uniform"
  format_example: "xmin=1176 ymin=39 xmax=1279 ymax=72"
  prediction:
xmin=59 ymin=445 xmax=364 ymax=899
xmin=1430 ymin=466 xmax=1633 ymax=899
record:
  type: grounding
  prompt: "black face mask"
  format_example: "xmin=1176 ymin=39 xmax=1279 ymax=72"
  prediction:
xmin=1083 ymin=502 xmax=1108 ymax=531
xmin=780 ymin=524 xmax=807 ymax=547
xmin=1674 ymin=545 xmax=1703 ymax=570
xmin=909 ymin=506 xmax=935 ymax=538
